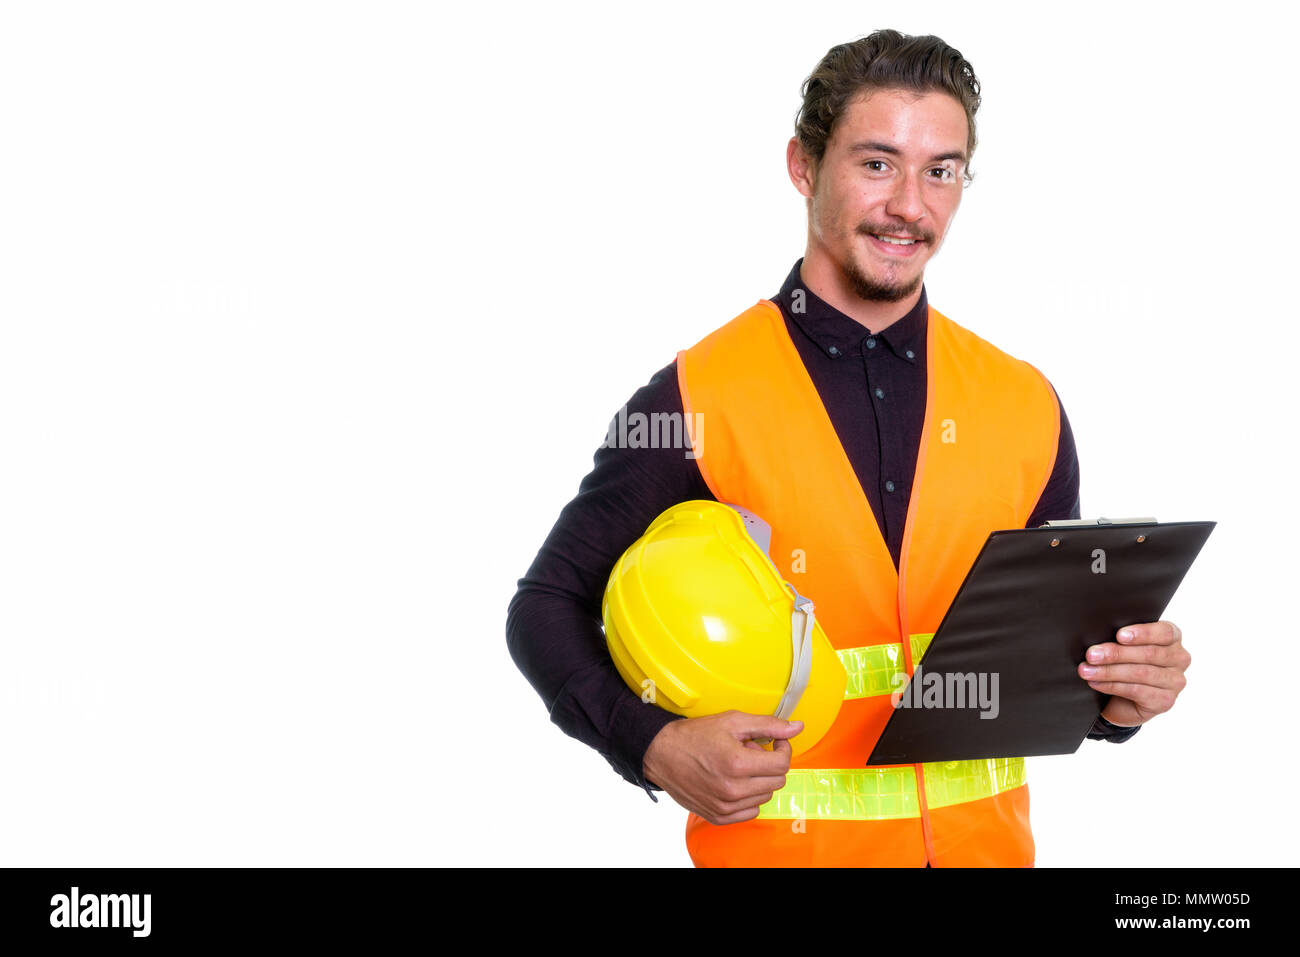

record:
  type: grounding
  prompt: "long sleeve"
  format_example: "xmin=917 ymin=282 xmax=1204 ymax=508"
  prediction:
xmin=505 ymin=361 xmax=713 ymax=796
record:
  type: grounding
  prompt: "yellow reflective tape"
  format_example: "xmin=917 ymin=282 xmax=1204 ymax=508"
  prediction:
xmin=756 ymin=758 xmax=1026 ymax=821
xmin=758 ymin=766 xmax=920 ymax=820
xmin=836 ymin=644 xmax=905 ymax=699
xmin=777 ymin=636 xmax=1021 ymax=821
xmin=836 ymin=633 xmax=935 ymax=700
xmin=921 ymin=757 xmax=1027 ymax=809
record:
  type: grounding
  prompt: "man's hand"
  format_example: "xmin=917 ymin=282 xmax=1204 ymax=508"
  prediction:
xmin=642 ymin=711 xmax=802 ymax=825
xmin=1077 ymin=620 xmax=1190 ymax=727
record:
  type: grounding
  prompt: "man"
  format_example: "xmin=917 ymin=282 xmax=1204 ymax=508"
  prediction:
xmin=506 ymin=30 xmax=1191 ymax=866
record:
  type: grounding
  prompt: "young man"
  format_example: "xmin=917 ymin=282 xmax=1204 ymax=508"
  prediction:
xmin=507 ymin=30 xmax=1191 ymax=867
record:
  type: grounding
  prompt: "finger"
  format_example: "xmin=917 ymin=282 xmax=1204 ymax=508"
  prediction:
xmin=1078 ymin=662 xmax=1187 ymax=690
xmin=1115 ymin=621 xmax=1181 ymax=646
xmin=718 ymin=776 xmax=788 ymax=804
xmin=710 ymin=806 xmax=763 ymax=826
xmin=1086 ymin=641 xmax=1186 ymax=667
xmin=729 ymin=749 xmax=792 ymax=779
xmin=771 ymin=737 xmax=793 ymax=756
xmin=747 ymin=774 xmax=789 ymax=794
xmin=1084 ymin=680 xmax=1179 ymax=712
xmin=723 ymin=712 xmax=804 ymax=742
xmin=715 ymin=782 xmax=783 ymax=811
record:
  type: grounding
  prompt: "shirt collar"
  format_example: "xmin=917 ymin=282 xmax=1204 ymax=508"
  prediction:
xmin=772 ymin=257 xmax=928 ymax=363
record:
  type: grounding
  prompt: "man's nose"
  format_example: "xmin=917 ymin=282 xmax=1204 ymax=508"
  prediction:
xmin=884 ymin=170 xmax=926 ymax=223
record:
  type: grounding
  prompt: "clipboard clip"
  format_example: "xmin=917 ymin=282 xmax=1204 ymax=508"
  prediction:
xmin=1040 ymin=516 xmax=1157 ymax=527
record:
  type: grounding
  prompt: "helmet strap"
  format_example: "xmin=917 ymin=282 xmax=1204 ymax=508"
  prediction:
xmin=773 ymin=592 xmax=815 ymax=721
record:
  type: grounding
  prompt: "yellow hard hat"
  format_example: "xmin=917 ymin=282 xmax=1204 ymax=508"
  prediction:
xmin=602 ymin=500 xmax=846 ymax=756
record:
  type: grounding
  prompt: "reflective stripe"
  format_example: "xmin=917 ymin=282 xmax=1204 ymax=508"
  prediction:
xmin=836 ymin=633 xmax=934 ymax=699
xmin=761 ymin=635 xmax=1024 ymax=821
xmin=757 ymin=758 xmax=1027 ymax=821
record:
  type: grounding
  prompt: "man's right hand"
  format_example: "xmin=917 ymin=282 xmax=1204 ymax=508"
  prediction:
xmin=641 ymin=711 xmax=802 ymax=825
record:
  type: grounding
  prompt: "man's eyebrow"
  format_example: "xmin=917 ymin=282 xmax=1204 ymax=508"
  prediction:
xmin=847 ymin=140 xmax=901 ymax=155
xmin=846 ymin=141 xmax=967 ymax=164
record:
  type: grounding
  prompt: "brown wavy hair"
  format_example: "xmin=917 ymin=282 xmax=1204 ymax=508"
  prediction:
xmin=795 ymin=30 xmax=982 ymax=181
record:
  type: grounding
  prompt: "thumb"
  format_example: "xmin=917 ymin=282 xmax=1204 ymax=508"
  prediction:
xmin=728 ymin=713 xmax=804 ymax=741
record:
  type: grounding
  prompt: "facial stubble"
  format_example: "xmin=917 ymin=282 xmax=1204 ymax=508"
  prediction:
xmin=844 ymin=252 xmax=923 ymax=304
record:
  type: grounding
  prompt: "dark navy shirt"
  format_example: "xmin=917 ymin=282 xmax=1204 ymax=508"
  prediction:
xmin=506 ymin=258 xmax=1139 ymax=799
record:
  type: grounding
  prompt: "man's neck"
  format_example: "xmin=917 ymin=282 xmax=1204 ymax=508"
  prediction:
xmin=799 ymin=250 xmax=924 ymax=335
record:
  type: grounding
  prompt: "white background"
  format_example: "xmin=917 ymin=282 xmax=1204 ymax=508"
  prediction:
xmin=1 ymin=1 xmax=1295 ymax=867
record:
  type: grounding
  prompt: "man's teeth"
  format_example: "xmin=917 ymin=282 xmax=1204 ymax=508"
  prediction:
xmin=874 ymin=235 xmax=916 ymax=245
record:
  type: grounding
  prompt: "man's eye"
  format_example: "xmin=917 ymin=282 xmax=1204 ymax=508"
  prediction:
xmin=929 ymin=167 xmax=956 ymax=181
xmin=863 ymin=160 xmax=888 ymax=172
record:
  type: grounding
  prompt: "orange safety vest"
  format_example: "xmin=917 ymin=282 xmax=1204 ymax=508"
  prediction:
xmin=675 ymin=298 xmax=1060 ymax=867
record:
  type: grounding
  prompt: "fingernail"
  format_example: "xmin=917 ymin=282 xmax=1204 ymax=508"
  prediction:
xmin=1080 ymin=664 xmax=1096 ymax=676
xmin=1118 ymin=629 xmax=1134 ymax=642
xmin=1087 ymin=647 xmax=1103 ymax=662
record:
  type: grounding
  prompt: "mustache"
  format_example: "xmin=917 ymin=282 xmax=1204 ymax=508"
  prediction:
xmin=859 ymin=223 xmax=934 ymax=243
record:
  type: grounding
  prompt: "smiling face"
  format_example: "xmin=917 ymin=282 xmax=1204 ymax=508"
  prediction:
xmin=791 ymin=87 xmax=970 ymax=308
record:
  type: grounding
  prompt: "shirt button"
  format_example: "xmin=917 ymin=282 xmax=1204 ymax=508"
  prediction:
xmin=866 ymin=338 xmax=877 ymax=350
xmin=885 ymin=480 xmax=896 ymax=492
xmin=906 ymin=349 xmax=915 ymax=360
xmin=874 ymin=387 xmax=885 ymax=399
xmin=828 ymin=346 xmax=840 ymax=356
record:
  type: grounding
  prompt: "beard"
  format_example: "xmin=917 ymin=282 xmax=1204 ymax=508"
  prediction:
xmin=843 ymin=258 xmax=923 ymax=303
xmin=842 ymin=223 xmax=932 ymax=303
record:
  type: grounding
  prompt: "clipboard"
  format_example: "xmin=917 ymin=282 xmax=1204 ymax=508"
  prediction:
xmin=865 ymin=518 xmax=1216 ymax=765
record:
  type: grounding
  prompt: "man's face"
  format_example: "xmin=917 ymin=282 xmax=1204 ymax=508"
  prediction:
xmin=800 ymin=88 xmax=969 ymax=302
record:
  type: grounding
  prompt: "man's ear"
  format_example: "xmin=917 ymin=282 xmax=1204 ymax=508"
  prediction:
xmin=786 ymin=137 xmax=817 ymax=200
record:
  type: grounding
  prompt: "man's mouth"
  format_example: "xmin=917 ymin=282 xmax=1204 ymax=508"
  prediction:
xmin=865 ymin=231 xmax=927 ymax=256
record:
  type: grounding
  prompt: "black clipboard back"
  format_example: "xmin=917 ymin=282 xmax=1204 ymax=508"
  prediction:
xmin=865 ymin=519 xmax=1215 ymax=765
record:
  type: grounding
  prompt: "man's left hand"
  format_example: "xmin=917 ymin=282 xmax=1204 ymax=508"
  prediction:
xmin=1077 ymin=620 xmax=1190 ymax=728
